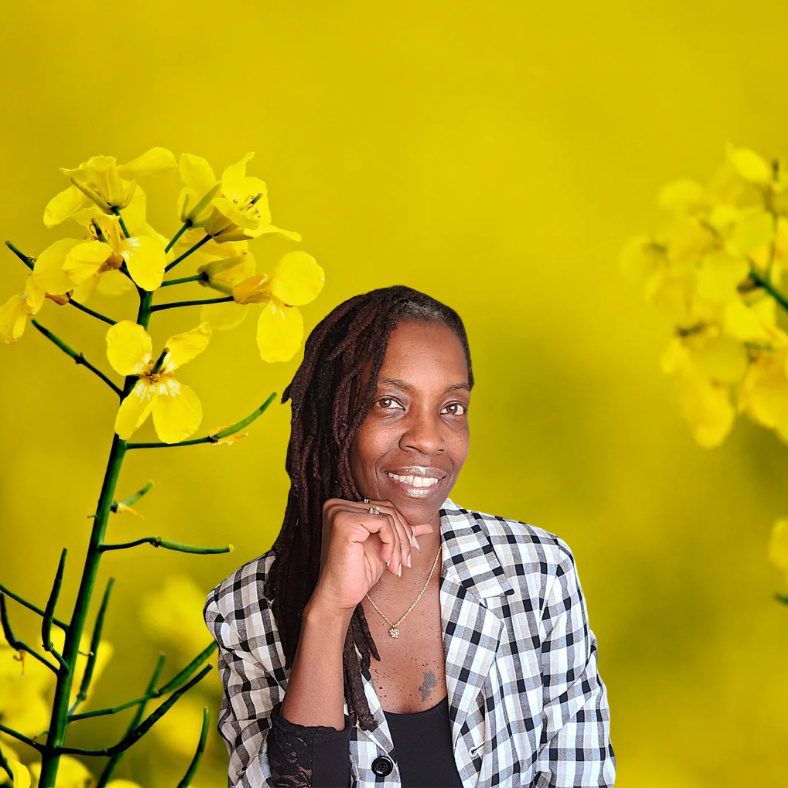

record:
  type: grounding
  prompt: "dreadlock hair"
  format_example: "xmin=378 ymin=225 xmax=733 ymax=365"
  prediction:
xmin=263 ymin=284 xmax=474 ymax=730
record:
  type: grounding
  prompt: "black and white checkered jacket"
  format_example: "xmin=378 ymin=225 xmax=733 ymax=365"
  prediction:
xmin=203 ymin=496 xmax=617 ymax=786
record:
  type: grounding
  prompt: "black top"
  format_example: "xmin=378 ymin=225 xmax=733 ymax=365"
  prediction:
xmin=268 ymin=695 xmax=464 ymax=787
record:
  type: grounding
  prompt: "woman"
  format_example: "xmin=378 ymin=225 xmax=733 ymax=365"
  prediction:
xmin=203 ymin=285 xmax=616 ymax=787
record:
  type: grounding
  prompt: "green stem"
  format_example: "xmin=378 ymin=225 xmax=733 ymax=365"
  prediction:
xmin=160 ymin=272 xmax=208 ymax=287
xmin=165 ymin=220 xmax=192 ymax=253
xmin=111 ymin=206 xmax=131 ymax=239
xmin=0 ymin=594 xmax=59 ymax=673
xmin=57 ymin=665 xmax=212 ymax=757
xmin=72 ymin=641 xmax=216 ymax=722
xmin=127 ymin=391 xmax=276 ymax=449
xmin=749 ymin=266 xmax=788 ymax=312
xmin=0 ymin=583 xmax=69 ymax=631
xmin=0 ymin=722 xmax=43 ymax=753
xmin=165 ymin=234 xmax=211 ymax=273
xmin=177 ymin=708 xmax=209 ymax=787
xmin=30 ymin=320 xmax=122 ymax=397
xmin=150 ymin=295 xmax=233 ymax=312
xmin=5 ymin=240 xmax=34 ymax=270
xmin=96 ymin=655 xmax=165 ymax=786
xmin=68 ymin=298 xmax=117 ymax=326
xmin=99 ymin=537 xmax=232 ymax=554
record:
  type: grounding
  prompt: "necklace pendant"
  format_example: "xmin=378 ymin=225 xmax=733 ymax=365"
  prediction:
xmin=388 ymin=627 xmax=400 ymax=638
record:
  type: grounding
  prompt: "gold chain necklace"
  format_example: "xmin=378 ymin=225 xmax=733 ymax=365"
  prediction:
xmin=364 ymin=544 xmax=442 ymax=638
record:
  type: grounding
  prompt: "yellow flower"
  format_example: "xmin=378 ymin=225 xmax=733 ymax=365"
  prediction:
xmin=43 ymin=147 xmax=176 ymax=228
xmin=737 ymin=340 xmax=788 ymax=442
xmin=63 ymin=215 xmax=167 ymax=293
xmin=177 ymin=152 xmax=301 ymax=243
xmin=0 ymin=276 xmax=47 ymax=344
xmin=106 ymin=321 xmax=211 ymax=443
xmin=198 ymin=250 xmax=324 ymax=362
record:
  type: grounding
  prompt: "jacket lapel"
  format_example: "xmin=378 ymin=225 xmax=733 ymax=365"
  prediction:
xmin=439 ymin=497 xmax=515 ymax=779
xmin=352 ymin=496 xmax=515 ymax=783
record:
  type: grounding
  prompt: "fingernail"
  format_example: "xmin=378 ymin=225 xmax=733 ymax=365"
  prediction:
xmin=406 ymin=553 xmax=412 ymax=568
xmin=397 ymin=564 xmax=402 ymax=577
xmin=386 ymin=557 xmax=391 ymax=567
xmin=413 ymin=539 xmax=421 ymax=552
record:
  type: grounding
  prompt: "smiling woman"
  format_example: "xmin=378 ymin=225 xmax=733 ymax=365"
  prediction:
xmin=202 ymin=285 xmax=616 ymax=787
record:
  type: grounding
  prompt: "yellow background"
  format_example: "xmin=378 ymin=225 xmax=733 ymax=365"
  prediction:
xmin=1 ymin=1 xmax=787 ymax=785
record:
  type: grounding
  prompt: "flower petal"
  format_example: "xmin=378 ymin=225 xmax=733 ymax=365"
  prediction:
xmin=179 ymin=153 xmax=217 ymax=196
xmin=256 ymin=299 xmax=303 ymax=362
xmin=106 ymin=321 xmax=153 ymax=376
xmin=151 ymin=378 xmax=202 ymax=443
xmin=221 ymin=152 xmax=255 ymax=198
xmin=62 ymin=240 xmax=110 ymax=285
xmin=32 ymin=238 xmax=81 ymax=294
xmin=96 ymin=268 xmax=136 ymax=297
xmin=114 ymin=379 xmax=156 ymax=439
xmin=43 ymin=185 xmax=90 ymax=228
xmin=120 ymin=235 xmax=166 ymax=291
xmin=0 ymin=293 xmax=29 ymax=344
xmin=160 ymin=322 xmax=212 ymax=373
xmin=271 ymin=251 xmax=325 ymax=306
xmin=117 ymin=147 xmax=177 ymax=177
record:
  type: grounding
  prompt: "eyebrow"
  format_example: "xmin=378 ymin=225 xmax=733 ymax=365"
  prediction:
xmin=377 ymin=377 xmax=470 ymax=394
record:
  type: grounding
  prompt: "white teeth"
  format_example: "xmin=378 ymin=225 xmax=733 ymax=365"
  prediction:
xmin=387 ymin=472 xmax=439 ymax=487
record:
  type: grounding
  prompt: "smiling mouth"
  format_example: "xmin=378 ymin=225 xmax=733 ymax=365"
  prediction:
xmin=385 ymin=471 xmax=445 ymax=496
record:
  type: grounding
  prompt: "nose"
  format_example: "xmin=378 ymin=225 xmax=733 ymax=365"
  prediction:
xmin=399 ymin=406 xmax=446 ymax=454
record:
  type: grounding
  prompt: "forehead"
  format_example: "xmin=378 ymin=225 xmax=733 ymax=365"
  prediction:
xmin=375 ymin=320 xmax=468 ymax=387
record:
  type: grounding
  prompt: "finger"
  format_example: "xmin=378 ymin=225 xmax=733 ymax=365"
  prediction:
xmin=345 ymin=501 xmax=405 ymax=576
xmin=344 ymin=510 xmax=398 ymax=569
xmin=360 ymin=500 xmax=413 ymax=572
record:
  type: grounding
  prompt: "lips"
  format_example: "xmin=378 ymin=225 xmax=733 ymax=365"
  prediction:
xmin=384 ymin=470 xmax=446 ymax=497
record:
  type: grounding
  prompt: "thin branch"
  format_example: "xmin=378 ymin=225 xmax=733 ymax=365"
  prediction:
xmin=150 ymin=295 xmax=233 ymax=312
xmin=127 ymin=391 xmax=276 ymax=449
xmin=177 ymin=708 xmax=210 ymax=787
xmin=41 ymin=548 xmax=70 ymax=672
xmin=72 ymin=642 xmax=217 ymax=721
xmin=0 ymin=582 xmax=69 ymax=631
xmin=57 ymin=664 xmax=212 ymax=756
xmin=30 ymin=320 xmax=122 ymax=397
xmin=99 ymin=537 xmax=232 ymax=555
xmin=5 ymin=240 xmax=34 ymax=270
xmin=164 ymin=234 xmax=211 ymax=273
xmin=160 ymin=272 xmax=209 ymax=288
xmin=0 ymin=593 xmax=59 ymax=673
xmin=96 ymin=654 xmax=166 ymax=785
xmin=67 ymin=577 xmax=114 ymax=716
xmin=0 ymin=722 xmax=44 ymax=753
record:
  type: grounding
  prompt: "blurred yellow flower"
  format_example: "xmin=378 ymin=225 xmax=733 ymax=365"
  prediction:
xmin=44 ymin=147 xmax=176 ymax=228
xmin=139 ymin=575 xmax=211 ymax=658
xmin=177 ymin=152 xmax=301 ymax=243
xmin=106 ymin=321 xmax=211 ymax=443
xmin=0 ymin=276 xmax=47 ymax=345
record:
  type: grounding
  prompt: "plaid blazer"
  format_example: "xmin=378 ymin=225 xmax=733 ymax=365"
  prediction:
xmin=203 ymin=496 xmax=616 ymax=787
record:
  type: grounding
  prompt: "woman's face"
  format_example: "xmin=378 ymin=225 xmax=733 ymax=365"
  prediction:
xmin=349 ymin=319 xmax=471 ymax=526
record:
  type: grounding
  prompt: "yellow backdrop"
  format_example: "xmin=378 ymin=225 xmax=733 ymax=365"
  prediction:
xmin=1 ymin=1 xmax=787 ymax=785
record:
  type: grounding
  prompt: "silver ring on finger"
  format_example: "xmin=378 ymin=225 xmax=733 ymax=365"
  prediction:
xmin=368 ymin=505 xmax=381 ymax=515
xmin=362 ymin=497 xmax=371 ymax=504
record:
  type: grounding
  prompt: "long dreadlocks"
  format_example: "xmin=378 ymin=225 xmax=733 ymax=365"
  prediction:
xmin=263 ymin=284 xmax=475 ymax=730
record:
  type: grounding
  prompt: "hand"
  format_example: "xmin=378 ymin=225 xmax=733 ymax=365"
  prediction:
xmin=310 ymin=497 xmax=435 ymax=612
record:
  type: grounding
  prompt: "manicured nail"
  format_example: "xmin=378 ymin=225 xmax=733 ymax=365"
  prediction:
xmin=405 ymin=553 xmax=412 ymax=568
xmin=397 ymin=564 xmax=402 ymax=577
xmin=386 ymin=557 xmax=391 ymax=567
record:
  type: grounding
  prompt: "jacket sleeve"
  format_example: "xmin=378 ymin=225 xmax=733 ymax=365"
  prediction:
xmin=532 ymin=542 xmax=617 ymax=788
xmin=204 ymin=591 xmax=352 ymax=787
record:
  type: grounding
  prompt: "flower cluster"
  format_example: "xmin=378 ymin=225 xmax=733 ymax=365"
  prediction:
xmin=620 ymin=143 xmax=788 ymax=449
xmin=0 ymin=147 xmax=324 ymax=444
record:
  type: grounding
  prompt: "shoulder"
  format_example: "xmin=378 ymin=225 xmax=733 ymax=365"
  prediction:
xmin=451 ymin=499 xmax=576 ymax=574
xmin=203 ymin=549 xmax=285 ymax=669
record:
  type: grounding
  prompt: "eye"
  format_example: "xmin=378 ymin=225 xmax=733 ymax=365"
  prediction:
xmin=377 ymin=396 xmax=404 ymax=411
xmin=444 ymin=402 xmax=468 ymax=416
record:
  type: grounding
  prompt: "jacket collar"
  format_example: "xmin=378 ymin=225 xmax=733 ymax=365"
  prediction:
xmin=352 ymin=496 xmax=515 ymax=771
